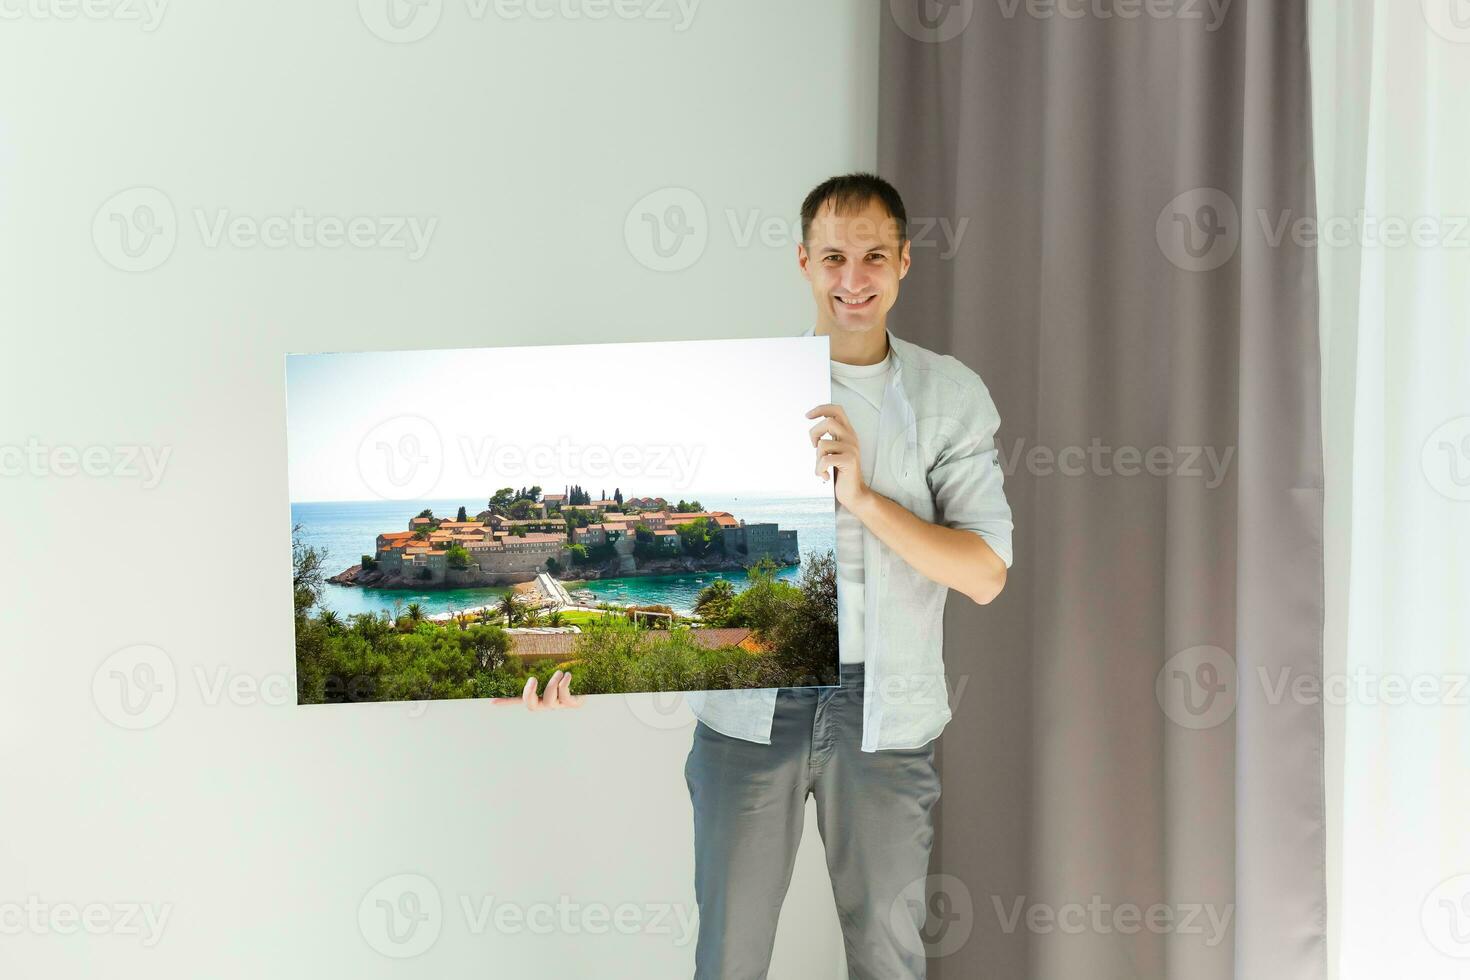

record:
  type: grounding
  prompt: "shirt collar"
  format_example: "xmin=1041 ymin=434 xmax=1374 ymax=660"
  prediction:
xmin=799 ymin=325 xmax=903 ymax=371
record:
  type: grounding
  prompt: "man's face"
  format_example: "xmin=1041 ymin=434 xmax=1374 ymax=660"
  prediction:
xmin=798 ymin=197 xmax=911 ymax=337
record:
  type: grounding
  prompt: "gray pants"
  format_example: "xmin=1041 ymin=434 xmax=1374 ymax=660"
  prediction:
xmin=684 ymin=664 xmax=941 ymax=979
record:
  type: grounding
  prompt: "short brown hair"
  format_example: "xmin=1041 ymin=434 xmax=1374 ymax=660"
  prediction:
xmin=799 ymin=172 xmax=909 ymax=246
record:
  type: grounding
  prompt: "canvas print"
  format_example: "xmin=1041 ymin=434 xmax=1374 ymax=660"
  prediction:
xmin=287 ymin=335 xmax=839 ymax=705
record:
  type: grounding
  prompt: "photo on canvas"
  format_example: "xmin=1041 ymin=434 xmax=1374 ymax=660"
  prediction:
xmin=285 ymin=335 xmax=840 ymax=705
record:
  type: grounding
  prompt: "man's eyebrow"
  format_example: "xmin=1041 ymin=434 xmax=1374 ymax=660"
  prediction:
xmin=818 ymin=244 xmax=892 ymax=255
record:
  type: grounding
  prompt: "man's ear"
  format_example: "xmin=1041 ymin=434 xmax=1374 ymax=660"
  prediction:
xmin=796 ymin=242 xmax=812 ymax=281
xmin=898 ymin=239 xmax=913 ymax=280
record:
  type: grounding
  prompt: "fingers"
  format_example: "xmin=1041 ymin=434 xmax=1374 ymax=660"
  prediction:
xmin=805 ymin=403 xmax=851 ymax=425
xmin=515 ymin=670 xmax=583 ymax=712
xmin=554 ymin=672 xmax=583 ymax=709
xmin=815 ymin=444 xmax=856 ymax=481
xmin=538 ymin=670 xmax=563 ymax=709
xmin=807 ymin=415 xmax=854 ymax=447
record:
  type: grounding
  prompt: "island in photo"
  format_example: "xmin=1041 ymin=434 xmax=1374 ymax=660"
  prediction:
xmin=286 ymin=336 xmax=840 ymax=706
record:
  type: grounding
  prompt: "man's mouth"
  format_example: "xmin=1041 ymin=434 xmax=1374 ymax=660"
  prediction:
xmin=835 ymin=293 xmax=877 ymax=310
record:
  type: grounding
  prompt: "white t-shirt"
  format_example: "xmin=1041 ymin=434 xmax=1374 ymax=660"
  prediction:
xmin=829 ymin=351 xmax=892 ymax=664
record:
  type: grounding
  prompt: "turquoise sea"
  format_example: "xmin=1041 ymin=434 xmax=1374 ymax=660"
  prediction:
xmin=290 ymin=495 xmax=836 ymax=618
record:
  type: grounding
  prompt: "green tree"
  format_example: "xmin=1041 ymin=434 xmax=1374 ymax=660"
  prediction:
xmin=766 ymin=550 xmax=839 ymax=687
xmin=498 ymin=591 xmax=523 ymax=626
xmin=456 ymin=505 xmax=468 ymax=522
xmin=676 ymin=517 xmax=722 ymax=557
xmin=445 ymin=544 xmax=471 ymax=569
xmin=292 ymin=524 xmax=325 ymax=619
xmin=693 ymin=578 xmax=736 ymax=625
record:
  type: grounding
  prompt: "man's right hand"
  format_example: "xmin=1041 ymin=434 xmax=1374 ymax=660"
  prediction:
xmin=493 ymin=669 xmax=583 ymax=712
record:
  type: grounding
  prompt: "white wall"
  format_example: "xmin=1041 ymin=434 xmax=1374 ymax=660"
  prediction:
xmin=0 ymin=3 xmax=878 ymax=976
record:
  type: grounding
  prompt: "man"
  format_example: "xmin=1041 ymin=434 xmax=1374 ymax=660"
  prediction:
xmin=508 ymin=173 xmax=1014 ymax=979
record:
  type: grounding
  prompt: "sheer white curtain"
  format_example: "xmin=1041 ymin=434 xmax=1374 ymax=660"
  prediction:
xmin=1312 ymin=2 xmax=1470 ymax=978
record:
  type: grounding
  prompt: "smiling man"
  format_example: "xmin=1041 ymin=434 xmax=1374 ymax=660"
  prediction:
xmin=682 ymin=173 xmax=1014 ymax=979
xmin=508 ymin=173 xmax=1014 ymax=979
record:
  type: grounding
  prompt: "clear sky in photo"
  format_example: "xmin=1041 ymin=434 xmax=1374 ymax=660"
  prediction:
xmin=286 ymin=335 xmax=834 ymax=503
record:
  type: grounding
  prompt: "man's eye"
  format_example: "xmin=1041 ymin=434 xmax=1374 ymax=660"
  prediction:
xmin=824 ymin=255 xmax=842 ymax=263
xmin=867 ymin=253 xmax=885 ymax=262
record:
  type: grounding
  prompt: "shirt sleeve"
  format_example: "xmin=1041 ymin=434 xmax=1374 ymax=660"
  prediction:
xmin=925 ymin=375 xmax=1015 ymax=568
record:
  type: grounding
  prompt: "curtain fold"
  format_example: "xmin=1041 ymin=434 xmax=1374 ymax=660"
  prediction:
xmin=878 ymin=2 xmax=1327 ymax=977
xmin=1311 ymin=2 xmax=1470 ymax=978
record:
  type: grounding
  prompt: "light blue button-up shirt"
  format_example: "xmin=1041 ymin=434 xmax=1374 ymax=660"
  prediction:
xmin=686 ymin=327 xmax=1015 ymax=752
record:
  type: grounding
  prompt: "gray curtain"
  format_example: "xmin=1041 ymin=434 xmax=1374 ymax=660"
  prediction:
xmin=877 ymin=2 xmax=1327 ymax=978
